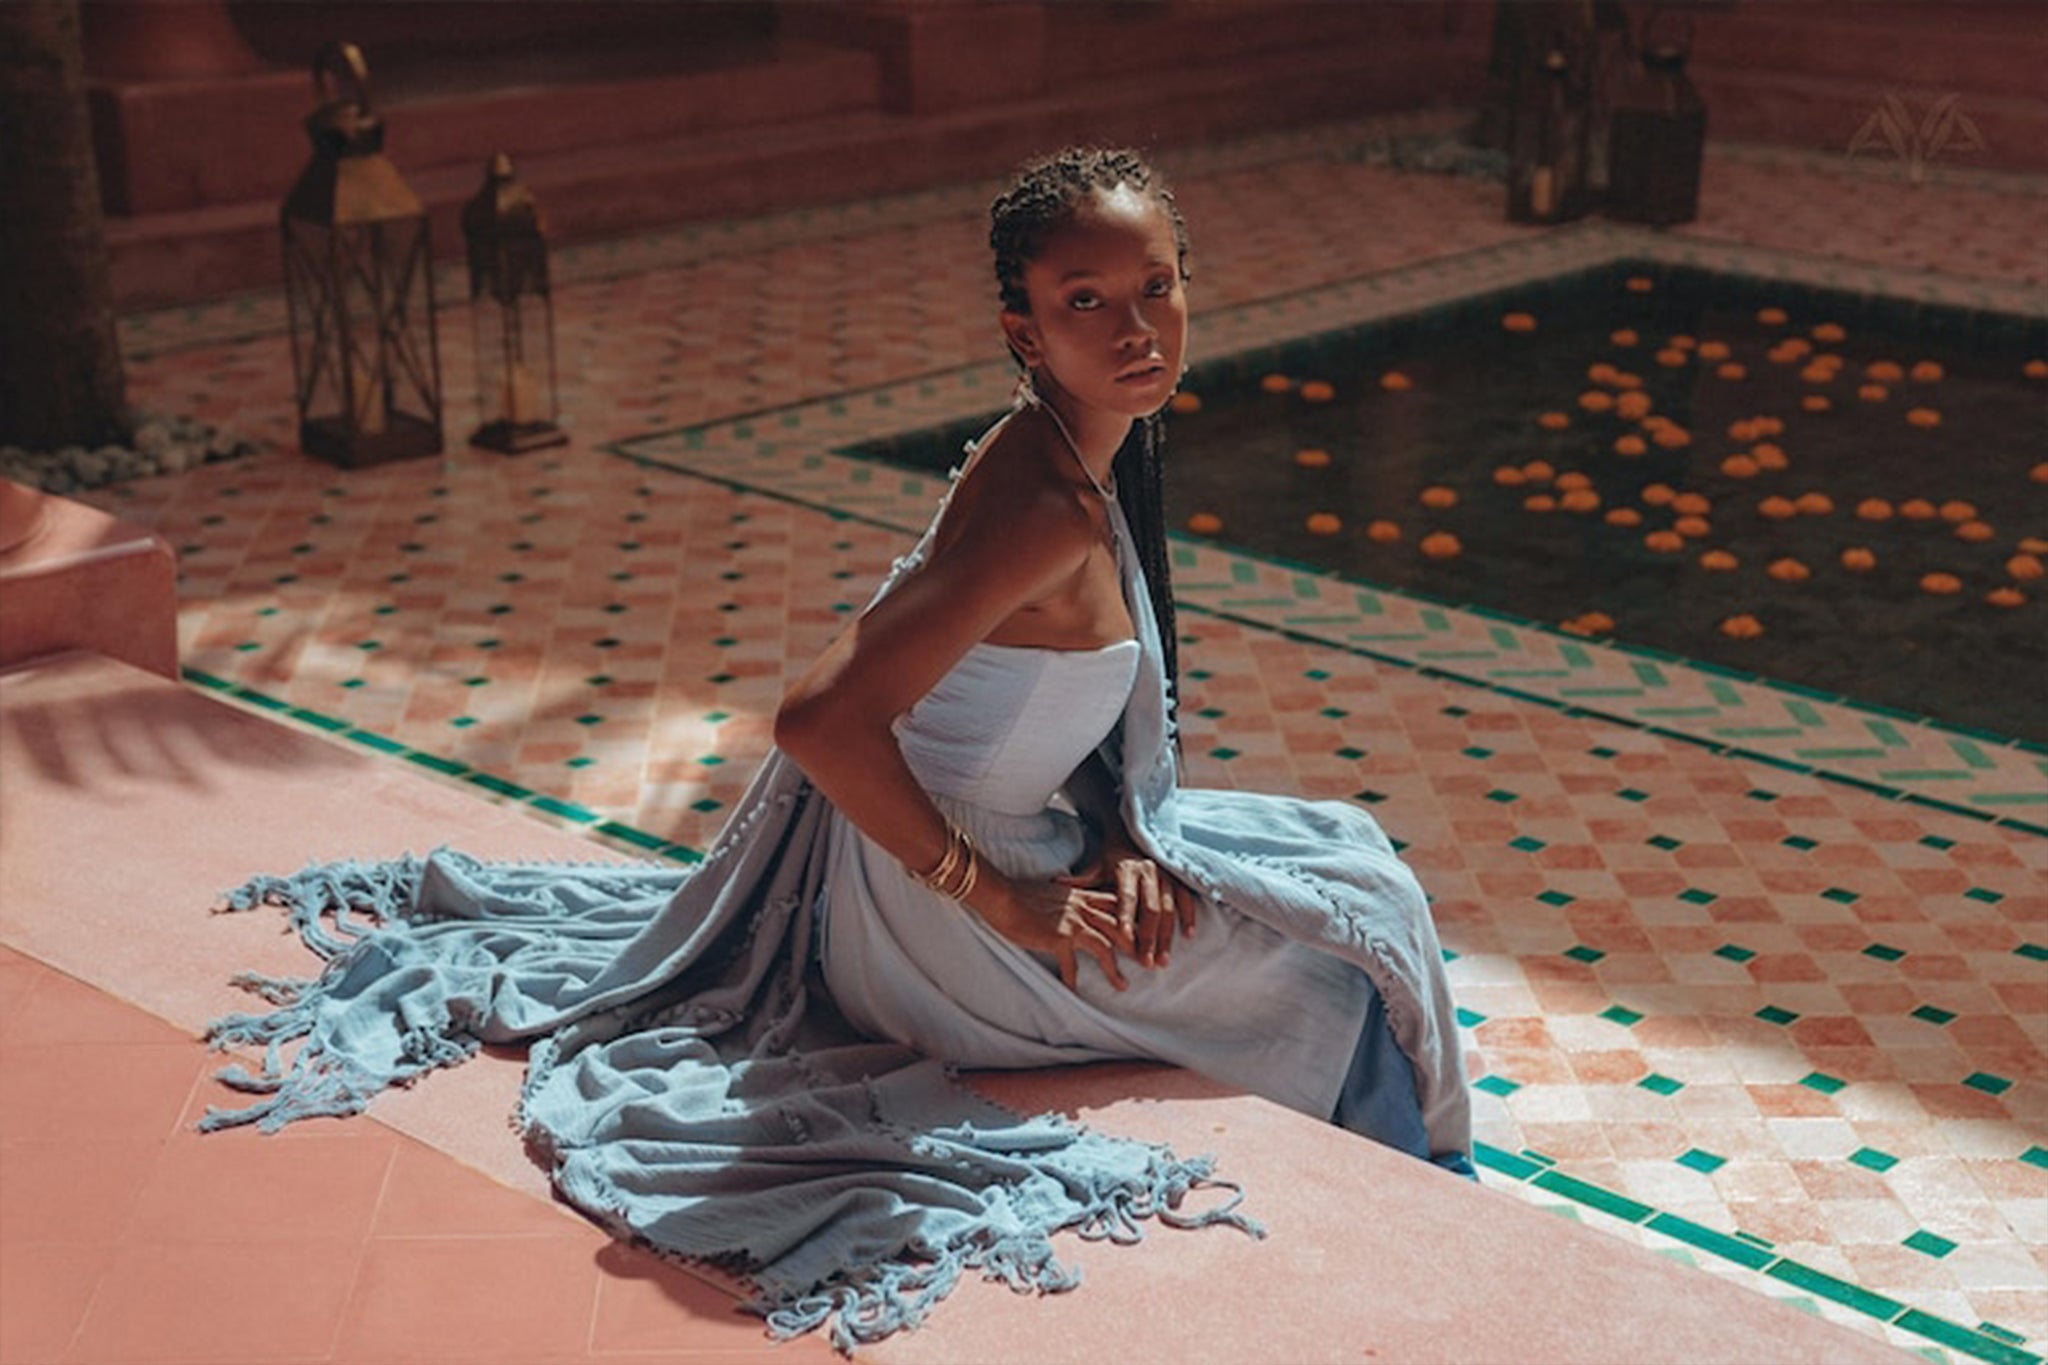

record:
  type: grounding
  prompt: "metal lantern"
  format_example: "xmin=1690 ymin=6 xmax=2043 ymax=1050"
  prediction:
xmin=280 ymin=43 xmax=444 ymax=466
xmin=1605 ymin=15 xmax=1707 ymax=227
xmin=1506 ymin=42 xmax=1593 ymax=225
xmin=462 ymin=153 xmax=565 ymax=453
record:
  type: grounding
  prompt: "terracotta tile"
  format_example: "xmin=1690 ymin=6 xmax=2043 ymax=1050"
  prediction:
xmin=0 ymin=1242 xmax=109 ymax=1364
xmin=588 ymin=1241 xmax=797 ymax=1355
xmin=0 ymin=1139 xmax=161 ymax=1245
xmin=124 ymin=1130 xmax=396 ymax=1244
xmin=333 ymin=1233 xmax=602 ymax=1363
xmin=370 ymin=1137 xmax=583 ymax=1238
xmin=68 ymin=1235 xmax=360 ymax=1363
xmin=0 ymin=1042 xmax=207 ymax=1145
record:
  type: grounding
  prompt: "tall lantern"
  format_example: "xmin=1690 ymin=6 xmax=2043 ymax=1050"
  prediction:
xmin=280 ymin=43 xmax=444 ymax=466
xmin=1506 ymin=41 xmax=1593 ymax=226
xmin=1605 ymin=13 xmax=1707 ymax=227
xmin=463 ymin=154 xmax=566 ymax=453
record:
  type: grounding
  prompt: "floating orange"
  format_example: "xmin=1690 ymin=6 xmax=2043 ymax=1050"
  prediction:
xmin=1756 ymin=416 xmax=1786 ymax=436
xmin=1866 ymin=360 xmax=1905 ymax=383
xmin=1987 ymin=587 xmax=2026 ymax=608
xmin=1758 ymin=496 xmax=1798 ymax=520
xmin=1909 ymin=360 xmax=1945 ymax=382
xmin=1561 ymin=611 xmax=1616 ymax=635
xmin=1420 ymin=531 xmax=1462 ymax=560
xmin=1537 ymin=411 xmax=1572 ymax=430
xmin=1579 ymin=390 xmax=1616 ymax=412
xmin=1299 ymin=380 xmax=1336 ymax=403
xmin=2007 ymin=553 xmax=2045 ymax=581
xmin=1366 ymin=519 xmax=1402 ymax=543
xmin=1588 ymin=362 xmax=1619 ymax=384
xmin=1699 ymin=549 xmax=1738 ymax=571
xmin=1799 ymin=362 xmax=1838 ymax=384
xmin=1811 ymin=322 xmax=1847 ymax=343
xmin=1651 ymin=425 xmax=1692 ymax=449
xmin=1720 ymin=614 xmax=1764 ymax=638
xmin=1697 ymin=341 xmax=1731 ymax=362
xmin=1560 ymin=488 xmax=1602 ymax=513
xmin=1626 ymin=277 xmax=1655 ymax=293
xmin=1381 ymin=371 xmax=1413 ymax=391
xmin=1169 ymin=391 xmax=1203 ymax=414
xmin=1420 ymin=485 xmax=1459 ymax=509
xmin=1955 ymin=520 xmax=1996 ymax=543
xmin=1920 ymin=572 xmax=1963 ymax=595
xmin=1721 ymin=454 xmax=1761 ymax=478
xmin=1260 ymin=373 xmax=1294 ymax=394
xmin=1524 ymin=494 xmax=1558 ymax=512
xmin=1669 ymin=334 xmax=1698 ymax=351
xmin=1610 ymin=371 xmax=1644 ymax=390
xmin=1502 ymin=312 xmax=1538 ymax=332
xmin=2034 ymin=462 xmax=2048 ymax=484
xmin=1728 ymin=420 xmax=1760 ymax=442
xmin=2021 ymin=538 xmax=2048 ymax=554
xmin=1855 ymin=498 xmax=1894 ymax=521
xmin=1555 ymin=471 xmax=1593 ymax=492
xmin=1641 ymin=483 xmax=1676 ymax=506
xmin=1644 ymin=530 xmax=1684 ymax=553
xmin=1613 ymin=434 xmax=1648 ymax=457
xmin=1674 ymin=515 xmax=1711 ymax=538
xmin=1522 ymin=459 xmax=1556 ymax=483
xmin=1841 ymin=547 xmax=1877 ymax=573
xmin=1899 ymin=498 xmax=1937 ymax=520
xmin=1756 ymin=307 xmax=1789 ymax=325
xmin=1610 ymin=328 xmax=1640 ymax=346
xmin=1615 ymin=392 xmax=1653 ymax=421
xmin=1671 ymin=492 xmax=1711 ymax=517
xmin=1656 ymin=348 xmax=1689 ymax=368
xmin=1305 ymin=512 xmax=1342 ymax=536
xmin=1801 ymin=395 xmax=1833 ymax=413
xmin=1767 ymin=557 xmax=1811 ymax=582
xmin=1293 ymin=448 xmax=1332 ymax=469
xmin=1716 ymin=363 xmax=1748 ymax=381
xmin=1939 ymin=500 xmax=1977 ymax=523
xmin=1906 ymin=406 xmax=1941 ymax=427
xmin=1605 ymin=507 xmax=1643 ymax=527
xmin=1187 ymin=512 xmax=1223 ymax=535
xmin=1858 ymin=384 xmax=1889 ymax=403
xmin=1493 ymin=465 xmax=1527 ymax=487
xmin=2025 ymin=359 xmax=2048 ymax=379
xmin=1794 ymin=492 xmax=1835 ymax=516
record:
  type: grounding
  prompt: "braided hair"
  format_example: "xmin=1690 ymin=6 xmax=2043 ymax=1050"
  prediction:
xmin=989 ymin=147 xmax=1188 ymax=720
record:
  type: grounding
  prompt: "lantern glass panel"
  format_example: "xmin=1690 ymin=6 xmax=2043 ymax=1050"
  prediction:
xmin=472 ymin=290 xmax=558 ymax=432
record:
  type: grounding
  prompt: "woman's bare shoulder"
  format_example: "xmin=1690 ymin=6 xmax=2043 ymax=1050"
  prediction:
xmin=934 ymin=410 xmax=1098 ymax=564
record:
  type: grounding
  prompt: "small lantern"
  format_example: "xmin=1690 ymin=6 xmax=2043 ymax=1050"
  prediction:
xmin=1605 ymin=16 xmax=1707 ymax=227
xmin=1506 ymin=41 xmax=1593 ymax=226
xmin=280 ymin=43 xmax=444 ymax=466
xmin=463 ymin=153 xmax=566 ymax=453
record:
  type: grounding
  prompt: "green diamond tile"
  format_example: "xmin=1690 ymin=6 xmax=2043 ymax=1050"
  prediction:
xmin=1678 ymin=888 xmax=1718 ymax=906
xmin=1455 ymin=1007 xmax=1487 ymax=1027
xmin=1354 ymin=789 xmax=1390 ymax=804
xmin=1463 ymin=746 xmax=1494 ymax=760
xmin=706 ymin=672 xmax=735 ymax=684
xmin=1646 ymin=834 xmax=1683 ymax=851
xmin=1821 ymin=887 xmax=1860 ymax=904
xmin=1861 ymin=943 xmax=1906 ymax=962
xmin=1638 ymin=1073 xmax=1684 ymax=1096
xmin=1745 ymin=788 xmax=1778 ymax=801
xmin=2016 ymin=943 xmax=2048 ymax=962
xmin=704 ymin=710 xmax=730 ymax=723
xmin=1320 ymin=707 xmax=1349 ymax=719
xmin=1963 ymin=1072 xmax=2013 ymax=1096
xmin=1713 ymin=944 xmax=1757 ymax=963
xmin=1599 ymin=1004 xmax=1644 ymax=1026
xmin=1441 ymin=705 xmax=1469 ymax=718
xmin=1912 ymin=1004 xmax=1957 ymax=1025
xmin=585 ymin=675 xmax=612 ymax=687
xmin=1303 ymin=668 xmax=1331 ymax=681
xmin=690 ymin=798 xmax=723 ymax=813
xmin=462 ymin=676 xmax=490 ymax=688
xmin=233 ymin=642 xmax=260 ymax=653
xmin=575 ymin=714 xmax=604 ymax=726
xmin=356 ymin=640 xmax=381 ymax=651
xmin=1919 ymin=834 xmax=1956 ymax=850
xmin=1474 ymin=1074 xmax=1521 ymax=1097
xmin=1616 ymin=788 xmax=1650 ymax=803
xmin=1509 ymin=836 xmax=1546 ymax=852
xmin=1197 ymin=707 xmax=1226 ymax=720
xmin=1209 ymin=747 xmax=1241 ymax=761
xmin=1849 ymin=1147 xmax=1900 ymax=1173
xmin=1800 ymin=1071 xmax=1847 ymax=1095
xmin=1485 ymin=789 xmax=1520 ymax=803
xmin=565 ymin=756 xmax=595 ymax=769
xmin=1755 ymin=1005 xmax=1800 ymax=1026
xmin=1563 ymin=945 xmax=1606 ymax=964
xmin=449 ymin=717 xmax=477 ymax=730
xmin=2020 ymin=1146 xmax=2048 ymax=1170
xmin=1589 ymin=746 xmax=1618 ymax=759
xmin=1903 ymin=1230 xmax=1957 ymax=1259
xmin=1781 ymin=834 xmax=1819 ymax=851
xmin=1676 ymin=1148 xmax=1726 ymax=1174
xmin=1965 ymin=887 xmax=2005 ymax=904
xmin=1537 ymin=889 xmax=1575 ymax=907
xmin=1335 ymin=746 xmax=1367 ymax=760
xmin=339 ymin=678 xmax=365 ymax=690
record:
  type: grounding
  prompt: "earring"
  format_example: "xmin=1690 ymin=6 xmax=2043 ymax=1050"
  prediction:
xmin=1012 ymin=367 xmax=1042 ymax=409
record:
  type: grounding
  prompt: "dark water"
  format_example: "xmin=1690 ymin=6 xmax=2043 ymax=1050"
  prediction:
xmin=844 ymin=262 xmax=2048 ymax=746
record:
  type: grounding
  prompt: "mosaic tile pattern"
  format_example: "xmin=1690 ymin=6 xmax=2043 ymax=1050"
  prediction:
xmin=82 ymin=114 xmax=2048 ymax=1364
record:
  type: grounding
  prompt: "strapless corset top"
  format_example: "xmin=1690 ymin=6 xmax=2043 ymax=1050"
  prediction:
xmin=893 ymin=638 xmax=1141 ymax=817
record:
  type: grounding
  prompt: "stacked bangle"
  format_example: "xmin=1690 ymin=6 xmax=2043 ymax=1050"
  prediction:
xmin=912 ymin=822 xmax=980 ymax=901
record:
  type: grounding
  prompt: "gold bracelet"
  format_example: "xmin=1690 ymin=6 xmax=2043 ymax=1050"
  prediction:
xmin=912 ymin=824 xmax=979 ymax=902
xmin=912 ymin=822 xmax=965 ymax=892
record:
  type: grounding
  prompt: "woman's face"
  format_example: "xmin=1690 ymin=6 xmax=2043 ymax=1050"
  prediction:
xmin=1003 ymin=185 xmax=1188 ymax=420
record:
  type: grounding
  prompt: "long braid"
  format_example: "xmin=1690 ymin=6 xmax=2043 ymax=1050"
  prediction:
xmin=990 ymin=147 xmax=1189 ymax=735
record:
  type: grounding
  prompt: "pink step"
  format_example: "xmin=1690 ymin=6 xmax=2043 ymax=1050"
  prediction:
xmin=0 ymin=483 xmax=178 ymax=680
xmin=0 ymin=650 xmax=1914 ymax=1364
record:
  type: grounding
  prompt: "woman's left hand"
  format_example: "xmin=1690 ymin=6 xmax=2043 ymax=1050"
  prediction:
xmin=1059 ymin=824 xmax=1198 ymax=969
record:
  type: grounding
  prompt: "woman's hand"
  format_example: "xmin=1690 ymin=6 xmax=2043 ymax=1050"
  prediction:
xmin=1060 ymin=825 xmax=1199 ymax=970
xmin=972 ymin=876 xmax=1137 ymax=993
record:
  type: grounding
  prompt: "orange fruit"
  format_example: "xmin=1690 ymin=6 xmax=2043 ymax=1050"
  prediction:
xmin=1656 ymin=348 xmax=1689 ymax=368
xmin=1260 ymin=373 xmax=1294 ymax=393
xmin=1502 ymin=312 xmax=1538 ymax=332
xmin=1697 ymin=341 xmax=1731 ymax=362
xmin=1294 ymin=448 xmax=1332 ymax=469
xmin=1611 ymin=371 xmax=1644 ymax=390
xmin=1538 ymin=411 xmax=1572 ymax=430
xmin=1811 ymin=322 xmax=1847 ymax=343
xmin=1909 ymin=360 xmax=1944 ymax=382
xmin=1671 ymin=492 xmax=1711 ymax=517
xmin=1644 ymin=530 xmax=1684 ymax=553
xmin=1674 ymin=515 xmax=1711 ymax=538
xmin=1588 ymin=362 xmax=1619 ymax=384
xmin=1381 ymin=371 xmax=1413 ymax=391
xmin=1605 ymin=507 xmax=1643 ymax=527
xmin=1187 ymin=512 xmax=1223 ymax=535
xmin=1579 ymin=389 xmax=1616 ymax=412
xmin=1801 ymin=395 xmax=1833 ymax=413
xmin=1669 ymin=334 xmax=1698 ymax=351
xmin=2024 ymin=358 xmax=2048 ymax=379
xmin=1420 ymin=485 xmax=1459 ymax=509
xmin=1758 ymin=496 xmax=1798 ymax=520
xmin=1615 ymin=392 xmax=1653 ymax=421
xmin=1920 ymin=572 xmax=1963 ymax=594
xmin=1420 ymin=531 xmax=1462 ymax=560
xmin=1560 ymin=488 xmax=1602 ymax=513
xmin=1522 ymin=459 xmax=1556 ymax=483
xmin=1610 ymin=328 xmax=1640 ymax=346
xmin=1720 ymin=614 xmax=1764 ymax=638
xmin=1794 ymin=492 xmax=1834 ymax=516
xmin=1756 ymin=416 xmax=1786 ymax=436
xmin=1756 ymin=307 xmax=1788 ymax=325
xmin=1955 ymin=520 xmax=1995 ymax=543
xmin=1613 ymin=434 xmax=1648 ymax=457
xmin=1987 ymin=587 xmax=2026 ymax=608
xmin=1858 ymin=384 xmax=1889 ymax=403
xmin=2033 ymin=462 xmax=2048 ymax=484
xmin=1555 ymin=471 xmax=1593 ymax=491
xmin=1642 ymin=483 xmax=1676 ymax=506
xmin=1841 ymin=547 xmax=1877 ymax=572
xmin=1651 ymin=425 xmax=1692 ymax=449
xmin=1937 ymin=500 xmax=1976 ymax=523
xmin=2007 ymin=553 xmax=2044 ymax=581
xmin=1306 ymin=512 xmax=1343 ymax=536
xmin=1856 ymin=498 xmax=1894 ymax=521
xmin=1493 ymin=465 xmax=1527 ymax=487
xmin=1721 ymin=454 xmax=1760 ymax=478
xmin=1625 ymin=277 xmax=1654 ymax=293
xmin=1716 ymin=363 xmax=1748 ymax=381
xmin=1699 ymin=549 xmax=1738 ymax=571
xmin=1524 ymin=493 xmax=1558 ymax=512
xmin=1366 ymin=519 xmax=1402 ymax=544
xmin=1866 ymin=361 xmax=1904 ymax=383
xmin=1767 ymin=557 xmax=1811 ymax=582
xmin=1800 ymin=362 xmax=1838 ymax=384
xmin=1299 ymin=380 xmax=1336 ymax=403
xmin=1750 ymin=443 xmax=1789 ymax=471
xmin=1906 ymin=407 xmax=1941 ymax=427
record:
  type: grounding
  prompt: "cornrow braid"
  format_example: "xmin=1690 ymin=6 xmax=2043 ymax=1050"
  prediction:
xmin=988 ymin=147 xmax=1189 ymax=739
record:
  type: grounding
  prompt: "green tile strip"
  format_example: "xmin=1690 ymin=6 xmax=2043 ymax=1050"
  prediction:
xmin=1473 ymin=1142 xmax=2044 ymax=1365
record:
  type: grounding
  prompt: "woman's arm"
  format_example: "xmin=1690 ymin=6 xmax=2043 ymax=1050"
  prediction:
xmin=774 ymin=462 xmax=1135 ymax=989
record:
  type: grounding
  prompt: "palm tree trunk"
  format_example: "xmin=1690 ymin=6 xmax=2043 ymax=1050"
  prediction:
xmin=0 ymin=0 xmax=129 ymax=451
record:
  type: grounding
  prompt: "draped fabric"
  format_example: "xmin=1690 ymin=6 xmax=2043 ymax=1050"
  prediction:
xmin=202 ymin=410 xmax=1468 ymax=1350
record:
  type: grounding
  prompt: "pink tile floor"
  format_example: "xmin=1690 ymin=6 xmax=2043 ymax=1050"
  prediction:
xmin=9 ymin=111 xmax=2046 ymax=1362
